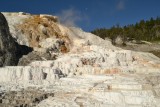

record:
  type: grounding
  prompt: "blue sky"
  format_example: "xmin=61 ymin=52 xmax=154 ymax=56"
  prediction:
xmin=0 ymin=0 xmax=160 ymax=31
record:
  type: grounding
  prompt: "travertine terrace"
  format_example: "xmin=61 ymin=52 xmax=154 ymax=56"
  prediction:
xmin=0 ymin=12 xmax=160 ymax=107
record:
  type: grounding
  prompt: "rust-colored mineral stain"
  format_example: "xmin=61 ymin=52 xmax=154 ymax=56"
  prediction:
xmin=17 ymin=15 xmax=71 ymax=49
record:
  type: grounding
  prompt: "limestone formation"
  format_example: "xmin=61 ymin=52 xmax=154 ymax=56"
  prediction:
xmin=0 ymin=66 xmax=64 ymax=84
xmin=0 ymin=12 xmax=160 ymax=107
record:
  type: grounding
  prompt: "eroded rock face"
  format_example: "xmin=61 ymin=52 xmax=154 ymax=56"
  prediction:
xmin=18 ymin=51 xmax=55 ymax=66
xmin=0 ymin=66 xmax=64 ymax=84
xmin=0 ymin=13 xmax=17 ymax=66
xmin=3 ymin=12 xmax=71 ymax=65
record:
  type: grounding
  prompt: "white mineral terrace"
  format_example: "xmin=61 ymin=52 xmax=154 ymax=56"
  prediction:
xmin=0 ymin=12 xmax=160 ymax=107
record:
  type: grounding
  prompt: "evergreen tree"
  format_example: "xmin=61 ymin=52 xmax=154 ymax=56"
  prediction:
xmin=91 ymin=17 xmax=160 ymax=42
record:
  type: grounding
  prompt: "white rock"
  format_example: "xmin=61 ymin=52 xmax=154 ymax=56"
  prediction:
xmin=0 ymin=12 xmax=160 ymax=107
xmin=0 ymin=66 xmax=63 ymax=84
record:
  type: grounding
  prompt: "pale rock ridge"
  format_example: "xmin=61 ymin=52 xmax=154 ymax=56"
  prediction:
xmin=36 ymin=74 xmax=160 ymax=107
xmin=3 ymin=12 xmax=117 ymax=50
xmin=1 ymin=42 xmax=156 ymax=90
xmin=0 ymin=12 xmax=160 ymax=107
xmin=0 ymin=66 xmax=64 ymax=84
xmin=2 ymin=12 xmax=31 ymax=46
xmin=40 ymin=14 xmax=58 ymax=22
xmin=30 ymin=45 xmax=160 ymax=76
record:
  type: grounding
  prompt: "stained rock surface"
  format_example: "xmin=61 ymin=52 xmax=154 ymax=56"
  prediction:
xmin=0 ymin=12 xmax=160 ymax=107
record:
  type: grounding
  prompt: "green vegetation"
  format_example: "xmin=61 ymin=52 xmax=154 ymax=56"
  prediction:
xmin=91 ymin=17 xmax=160 ymax=42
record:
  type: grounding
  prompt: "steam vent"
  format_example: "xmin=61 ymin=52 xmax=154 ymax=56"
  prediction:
xmin=0 ymin=12 xmax=160 ymax=107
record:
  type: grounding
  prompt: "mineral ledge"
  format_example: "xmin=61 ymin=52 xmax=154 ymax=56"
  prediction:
xmin=0 ymin=12 xmax=159 ymax=107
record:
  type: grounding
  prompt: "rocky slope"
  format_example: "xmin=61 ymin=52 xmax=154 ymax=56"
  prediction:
xmin=0 ymin=12 xmax=17 ymax=66
xmin=0 ymin=12 xmax=160 ymax=107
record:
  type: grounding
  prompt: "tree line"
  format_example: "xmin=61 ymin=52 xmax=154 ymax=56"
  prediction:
xmin=91 ymin=17 xmax=160 ymax=42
